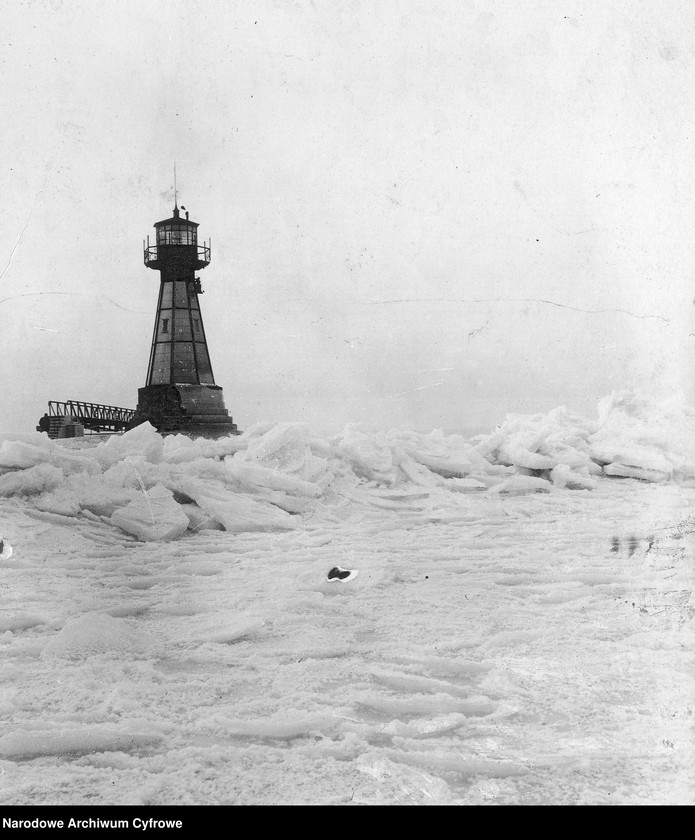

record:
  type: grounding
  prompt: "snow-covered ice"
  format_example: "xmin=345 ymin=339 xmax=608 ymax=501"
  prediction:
xmin=0 ymin=391 xmax=693 ymax=804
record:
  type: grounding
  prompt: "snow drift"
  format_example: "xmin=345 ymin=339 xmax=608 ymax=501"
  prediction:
xmin=1 ymin=390 xmax=694 ymax=542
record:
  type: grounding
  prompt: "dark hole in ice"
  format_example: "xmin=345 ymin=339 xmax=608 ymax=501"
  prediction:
xmin=327 ymin=567 xmax=351 ymax=580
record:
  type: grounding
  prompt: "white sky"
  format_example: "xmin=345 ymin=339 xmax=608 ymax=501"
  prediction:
xmin=1 ymin=0 xmax=694 ymax=435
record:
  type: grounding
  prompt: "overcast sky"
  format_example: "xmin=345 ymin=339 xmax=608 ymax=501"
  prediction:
xmin=1 ymin=0 xmax=694 ymax=435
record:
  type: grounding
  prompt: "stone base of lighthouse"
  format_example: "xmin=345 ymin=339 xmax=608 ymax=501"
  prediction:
xmin=130 ymin=384 xmax=240 ymax=437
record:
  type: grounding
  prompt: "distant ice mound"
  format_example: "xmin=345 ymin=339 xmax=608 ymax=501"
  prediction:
xmin=475 ymin=390 xmax=695 ymax=485
xmin=588 ymin=391 xmax=695 ymax=482
xmin=1 ymin=391 xmax=693 ymax=541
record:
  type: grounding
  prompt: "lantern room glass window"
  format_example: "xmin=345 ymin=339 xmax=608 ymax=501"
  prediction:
xmin=157 ymin=224 xmax=197 ymax=246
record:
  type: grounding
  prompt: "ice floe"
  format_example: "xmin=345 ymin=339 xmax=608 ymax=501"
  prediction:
xmin=0 ymin=391 xmax=692 ymax=542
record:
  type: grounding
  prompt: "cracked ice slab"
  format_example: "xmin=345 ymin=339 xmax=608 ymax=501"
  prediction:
xmin=109 ymin=483 xmax=189 ymax=541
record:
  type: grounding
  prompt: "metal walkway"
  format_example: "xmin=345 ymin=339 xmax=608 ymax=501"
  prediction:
xmin=41 ymin=400 xmax=135 ymax=437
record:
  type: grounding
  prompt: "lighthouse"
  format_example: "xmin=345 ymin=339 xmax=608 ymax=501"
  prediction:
xmin=130 ymin=202 xmax=240 ymax=436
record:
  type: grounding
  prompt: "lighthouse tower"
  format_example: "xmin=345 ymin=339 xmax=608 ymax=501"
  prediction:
xmin=131 ymin=202 xmax=239 ymax=436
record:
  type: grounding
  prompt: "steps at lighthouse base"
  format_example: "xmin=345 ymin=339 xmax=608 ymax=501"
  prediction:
xmin=131 ymin=384 xmax=241 ymax=436
xmin=174 ymin=423 xmax=241 ymax=439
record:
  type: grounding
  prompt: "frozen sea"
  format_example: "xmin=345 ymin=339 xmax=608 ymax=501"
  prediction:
xmin=0 ymin=391 xmax=693 ymax=805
